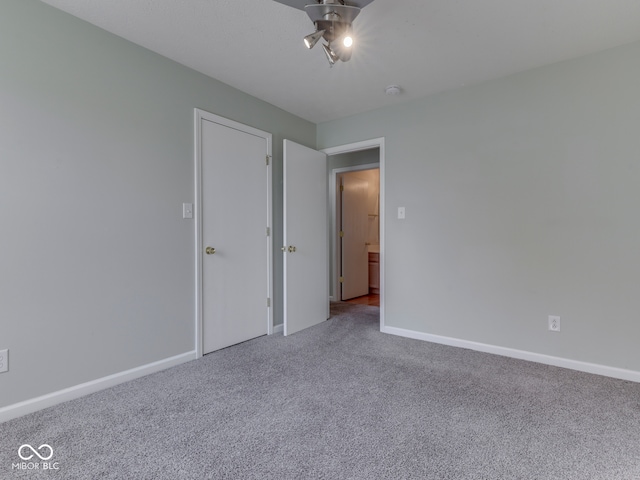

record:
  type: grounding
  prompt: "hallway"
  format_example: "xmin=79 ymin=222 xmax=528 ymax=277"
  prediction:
xmin=344 ymin=293 xmax=380 ymax=307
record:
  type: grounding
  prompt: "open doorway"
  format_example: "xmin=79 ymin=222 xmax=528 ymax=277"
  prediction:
xmin=324 ymin=140 xmax=383 ymax=327
xmin=336 ymin=167 xmax=380 ymax=304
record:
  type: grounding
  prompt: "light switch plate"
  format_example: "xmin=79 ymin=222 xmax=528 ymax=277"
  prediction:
xmin=182 ymin=203 xmax=193 ymax=219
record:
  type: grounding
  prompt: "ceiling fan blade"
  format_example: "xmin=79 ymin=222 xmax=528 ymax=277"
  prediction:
xmin=273 ymin=0 xmax=374 ymax=12
xmin=304 ymin=3 xmax=361 ymax=23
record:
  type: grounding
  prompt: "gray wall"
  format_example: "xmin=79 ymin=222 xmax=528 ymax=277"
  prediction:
xmin=318 ymin=41 xmax=640 ymax=372
xmin=0 ymin=0 xmax=315 ymax=408
xmin=327 ymin=149 xmax=379 ymax=172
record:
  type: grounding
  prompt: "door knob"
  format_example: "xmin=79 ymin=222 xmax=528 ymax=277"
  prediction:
xmin=205 ymin=246 xmax=216 ymax=255
xmin=288 ymin=246 xmax=297 ymax=253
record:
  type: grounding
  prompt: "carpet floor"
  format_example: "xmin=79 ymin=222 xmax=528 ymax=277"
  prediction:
xmin=2 ymin=302 xmax=640 ymax=479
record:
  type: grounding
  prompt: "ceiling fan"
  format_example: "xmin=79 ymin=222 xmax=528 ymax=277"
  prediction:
xmin=273 ymin=0 xmax=375 ymax=66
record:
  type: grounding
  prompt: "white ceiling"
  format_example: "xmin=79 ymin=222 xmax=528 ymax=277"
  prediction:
xmin=40 ymin=0 xmax=640 ymax=124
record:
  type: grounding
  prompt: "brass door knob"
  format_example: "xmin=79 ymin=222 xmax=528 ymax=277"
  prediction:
xmin=205 ymin=246 xmax=216 ymax=255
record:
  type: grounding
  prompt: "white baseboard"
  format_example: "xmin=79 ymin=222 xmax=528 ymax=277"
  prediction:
xmin=272 ymin=324 xmax=283 ymax=334
xmin=0 ymin=350 xmax=197 ymax=423
xmin=381 ymin=326 xmax=640 ymax=383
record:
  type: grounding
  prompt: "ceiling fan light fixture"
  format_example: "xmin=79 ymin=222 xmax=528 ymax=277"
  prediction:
xmin=303 ymin=29 xmax=326 ymax=49
xmin=336 ymin=23 xmax=354 ymax=48
xmin=330 ymin=41 xmax=352 ymax=62
xmin=322 ymin=43 xmax=338 ymax=66
xmin=274 ymin=0 xmax=375 ymax=66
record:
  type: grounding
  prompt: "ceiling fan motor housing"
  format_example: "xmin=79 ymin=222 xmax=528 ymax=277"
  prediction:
xmin=274 ymin=0 xmax=375 ymax=63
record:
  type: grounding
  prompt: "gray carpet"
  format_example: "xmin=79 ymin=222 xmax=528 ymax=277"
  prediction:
xmin=2 ymin=302 xmax=640 ymax=479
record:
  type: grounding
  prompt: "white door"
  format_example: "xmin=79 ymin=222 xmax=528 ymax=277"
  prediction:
xmin=283 ymin=140 xmax=328 ymax=336
xmin=200 ymin=115 xmax=271 ymax=354
xmin=340 ymin=172 xmax=369 ymax=300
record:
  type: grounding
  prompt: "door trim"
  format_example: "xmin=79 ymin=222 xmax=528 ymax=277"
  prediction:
xmin=194 ymin=109 xmax=273 ymax=358
xmin=321 ymin=138 xmax=385 ymax=331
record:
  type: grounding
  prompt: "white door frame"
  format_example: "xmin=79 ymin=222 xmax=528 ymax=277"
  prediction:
xmin=194 ymin=109 xmax=273 ymax=358
xmin=322 ymin=137 xmax=385 ymax=331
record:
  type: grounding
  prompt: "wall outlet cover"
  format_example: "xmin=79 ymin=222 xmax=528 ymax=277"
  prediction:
xmin=0 ymin=349 xmax=8 ymax=373
xmin=548 ymin=315 xmax=561 ymax=332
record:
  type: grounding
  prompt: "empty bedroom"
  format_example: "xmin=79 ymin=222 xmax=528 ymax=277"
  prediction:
xmin=2 ymin=0 xmax=640 ymax=478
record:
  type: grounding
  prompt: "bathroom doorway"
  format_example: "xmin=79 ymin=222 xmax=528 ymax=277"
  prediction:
xmin=337 ymin=168 xmax=380 ymax=302
xmin=326 ymin=146 xmax=381 ymax=306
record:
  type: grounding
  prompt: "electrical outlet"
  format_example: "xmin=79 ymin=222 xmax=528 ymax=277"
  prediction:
xmin=0 ymin=349 xmax=8 ymax=373
xmin=548 ymin=315 xmax=561 ymax=332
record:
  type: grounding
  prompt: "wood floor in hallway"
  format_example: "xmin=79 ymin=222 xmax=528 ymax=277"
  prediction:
xmin=344 ymin=293 xmax=380 ymax=307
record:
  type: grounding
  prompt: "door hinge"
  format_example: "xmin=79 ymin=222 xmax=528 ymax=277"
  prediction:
xmin=267 ymin=298 xmax=271 ymax=307
xmin=340 ymin=184 xmax=344 ymax=192
xmin=339 ymin=276 xmax=344 ymax=283
xmin=266 ymin=227 xmax=270 ymax=236
xmin=266 ymin=155 xmax=271 ymax=166
xmin=339 ymin=230 xmax=344 ymax=238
